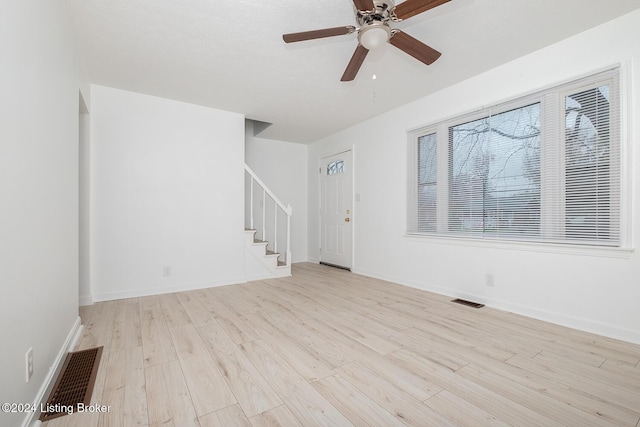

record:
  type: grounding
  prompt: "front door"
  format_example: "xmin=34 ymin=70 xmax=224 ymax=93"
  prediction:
xmin=320 ymin=151 xmax=353 ymax=269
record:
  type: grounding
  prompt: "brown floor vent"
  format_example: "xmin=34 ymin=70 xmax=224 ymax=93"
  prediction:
xmin=39 ymin=346 xmax=103 ymax=422
xmin=451 ymin=298 xmax=485 ymax=309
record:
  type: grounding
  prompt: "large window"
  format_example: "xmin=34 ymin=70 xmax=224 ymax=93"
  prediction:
xmin=408 ymin=68 xmax=621 ymax=247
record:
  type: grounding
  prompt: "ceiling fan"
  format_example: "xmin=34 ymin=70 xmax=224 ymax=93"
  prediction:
xmin=282 ymin=0 xmax=450 ymax=81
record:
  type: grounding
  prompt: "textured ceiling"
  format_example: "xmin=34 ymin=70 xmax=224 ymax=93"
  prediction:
xmin=66 ymin=0 xmax=640 ymax=143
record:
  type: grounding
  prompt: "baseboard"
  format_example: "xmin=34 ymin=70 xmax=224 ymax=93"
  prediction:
xmin=352 ymin=267 xmax=640 ymax=345
xmin=91 ymin=276 xmax=247 ymax=303
xmin=246 ymin=272 xmax=278 ymax=282
xmin=22 ymin=317 xmax=83 ymax=427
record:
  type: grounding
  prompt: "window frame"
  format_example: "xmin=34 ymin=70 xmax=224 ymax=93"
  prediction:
xmin=406 ymin=66 xmax=631 ymax=254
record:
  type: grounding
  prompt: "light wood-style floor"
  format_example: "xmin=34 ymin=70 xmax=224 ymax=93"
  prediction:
xmin=45 ymin=263 xmax=640 ymax=427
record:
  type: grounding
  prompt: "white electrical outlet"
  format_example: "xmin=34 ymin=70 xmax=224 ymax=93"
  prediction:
xmin=26 ymin=347 xmax=33 ymax=382
xmin=163 ymin=266 xmax=171 ymax=277
xmin=486 ymin=273 xmax=495 ymax=287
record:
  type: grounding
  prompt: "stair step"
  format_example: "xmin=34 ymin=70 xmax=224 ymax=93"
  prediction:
xmin=244 ymin=227 xmax=290 ymax=279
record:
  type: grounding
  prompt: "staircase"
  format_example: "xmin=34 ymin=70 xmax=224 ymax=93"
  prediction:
xmin=244 ymin=164 xmax=292 ymax=280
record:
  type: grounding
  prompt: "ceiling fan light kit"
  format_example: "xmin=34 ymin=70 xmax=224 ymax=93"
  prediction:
xmin=358 ymin=23 xmax=391 ymax=50
xmin=283 ymin=0 xmax=449 ymax=81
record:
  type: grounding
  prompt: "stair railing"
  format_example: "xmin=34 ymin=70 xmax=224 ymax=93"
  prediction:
xmin=244 ymin=164 xmax=292 ymax=266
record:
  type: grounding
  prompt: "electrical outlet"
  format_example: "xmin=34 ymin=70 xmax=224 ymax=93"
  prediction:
xmin=26 ymin=347 xmax=33 ymax=383
xmin=163 ymin=266 xmax=171 ymax=277
xmin=486 ymin=273 xmax=495 ymax=287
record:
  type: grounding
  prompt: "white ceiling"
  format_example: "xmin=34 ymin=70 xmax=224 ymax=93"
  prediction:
xmin=66 ymin=0 xmax=640 ymax=143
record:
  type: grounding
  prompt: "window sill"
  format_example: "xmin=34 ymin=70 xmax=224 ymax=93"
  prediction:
xmin=404 ymin=233 xmax=634 ymax=259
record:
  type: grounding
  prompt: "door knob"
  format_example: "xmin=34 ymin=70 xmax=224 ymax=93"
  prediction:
xmin=345 ymin=218 xmax=350 ymax=222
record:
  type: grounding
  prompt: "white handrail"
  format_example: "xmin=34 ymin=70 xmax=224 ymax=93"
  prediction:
xmin=245 ymin=164 xmax=292 ymax=266
xmin=245 ymin=164 xmax=292 ymax=215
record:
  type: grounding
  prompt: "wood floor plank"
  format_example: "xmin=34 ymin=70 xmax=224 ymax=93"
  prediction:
xmin=424 ymin=389 xmax=510 ymax=426
xmin=145 ymin=360 xmax=199 ymax=427
xmin=500 ymin=310 xmax=639 ymax=366
xmin=387 ymin=349 xmax=563 ymax=427
xmin=169 ymin=324 xmax=237 ymax=416
xmin=505 ymin=354 xmax=640 ymax=423
xmin=534 ymin=350 xmax=640 ymax=395
xmin=97 ymin=348 xmax=127 ymax=427
xmin=158 ymin=293 xmax=193 ymax=329
xmin=140 ymin=301 xmax=178 ymax=368
xmin=313 ymin=374 xmax=406 ymax=426
xmin=239 ymin=339 xmax=353 ymax=426
xmin=123 ymin=346 xmax=148 ymax=427
xmin=328 ymin=307 xmax=407 ymax=352
xmin=144 ymin=363 xmax=173 ymax=426
xmin=456 ymin=362 xmax=620 ymax=426
xmin=198 ymin=404 xmax=252 ymax=427
xmin=408 ymin=312 xmax=517 ymax=362
xmin=197 ymin=321 xmax=282 ymax=417
xmin=599 ymin=357 xmax=640 ymax=386
xmin=212 ymin=285 xmax=263 ymax=314
xmin=194 ymin=288 xmax=261 ymax=344
xmin=111 ymin=299 xmax=142 ymax=351
xmin=248 ymin=405 xmax=303 ymax=427
xmin=348 ymin=302 xmax=418 ymax=331
xmin=334 ymin=361 xmax=456 ymax=426
xmin=96 ymin=346 xmax=148 ymax=427
xmin=387 ymin=326 xmax=470 ymax=371
xmin=251 ymin=308 xmax=353 ymax=369
xmin=303 ymin=307 xmax=401 ymax=355
xmin=244 ymin=311 xmax=335 ymax=382
xmin=177 ymin=291 xmax=216 ymax=328
xmin=235 ymin=282 xmax=296 ymax=315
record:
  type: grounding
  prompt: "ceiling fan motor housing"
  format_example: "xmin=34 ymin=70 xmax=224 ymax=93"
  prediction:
xmin=356 ymin=0 xmax=397 ymax=26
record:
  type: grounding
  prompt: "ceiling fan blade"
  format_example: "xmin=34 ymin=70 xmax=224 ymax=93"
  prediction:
xmin=389 ymin=30 xmax=441 ymax=65
xmin=283 ymin=26 xmax=356 ymax=43
xmin=393 ymin=0 xmax=451 ymax=20
xmin=341 ymin=45 xmax=369 ymax=81
xmin=352 ymin=0 xmax=375 ymax=12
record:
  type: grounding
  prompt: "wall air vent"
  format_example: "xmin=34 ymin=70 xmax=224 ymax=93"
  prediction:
xmin=451 ymin=298 xmax=485 ymax=309
xmin=39 ymin=346 xmax=103 ymax=421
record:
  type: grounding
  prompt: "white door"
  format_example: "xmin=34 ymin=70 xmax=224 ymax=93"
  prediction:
xmin=320 ymin=151 xmax=353 ymax=269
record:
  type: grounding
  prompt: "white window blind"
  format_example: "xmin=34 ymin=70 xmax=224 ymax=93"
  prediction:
xmin=408 ymin=68 xmax=621 ymax=247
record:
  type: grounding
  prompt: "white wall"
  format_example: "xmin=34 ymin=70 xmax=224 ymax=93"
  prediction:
xmin=79 ymin=108 xmax=92 ymax=306
xmin=309 ymin=10 xmax=640 ymax=344
xmin=90 ymin=85 xmax=246 ymax=301
xmin=245 ymin=122 xmax=309 ymax=263
xmin=0 ymin=1 xmax=83 ymax=426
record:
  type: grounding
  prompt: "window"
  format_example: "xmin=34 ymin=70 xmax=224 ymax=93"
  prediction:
xmin=408 ymin=68 xmax=621 ymax=247
xmin=418 ymin=133 xmax=437 ymax=232
xmin=327 ymin=160 xmax=345 ymax=175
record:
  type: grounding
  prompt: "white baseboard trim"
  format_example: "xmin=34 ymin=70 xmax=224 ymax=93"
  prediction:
xmin=245 ymin=272 xmax=276 ymax=281
xmin=23 ymin=317 xmax=83 ymax=427
xmin=352 ymin=267 xmax=640 ymax=346
xmin=91 ymin=276 xmax=247 ymax=303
